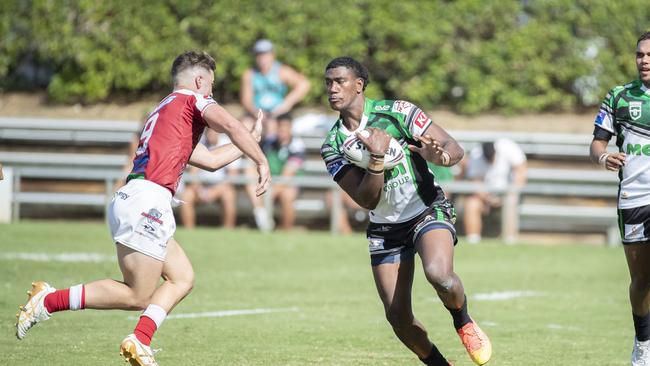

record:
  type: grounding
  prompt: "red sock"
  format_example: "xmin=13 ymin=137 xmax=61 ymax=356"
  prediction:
xmin=134 ymin=316 xmax=157 ymax=346
xmin=44 ymin=289 xmax=70 ymax=313
xmin=43 ymin=284 xmax=85 ymax=313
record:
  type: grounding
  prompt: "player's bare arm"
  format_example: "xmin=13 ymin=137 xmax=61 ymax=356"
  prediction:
xmin=336 ymin=128 xmax=390 ymax=210
xmin=203 ymin=106 xmax=270 ymax=196
xmin=272 ymin=65 xmax=311 ymax=117
xmin=189 ymin=111 xmax=263 ymax=171
xmin=590 ymin=138 xmax=626 ymax=171
xmin=408 ymin=121 xmax=464 ymax=166
xmin=240 ymin=70 xmax=256 ymax=116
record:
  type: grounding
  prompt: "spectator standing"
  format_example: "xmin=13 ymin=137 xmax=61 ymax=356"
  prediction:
xmin=240 ymin=39 xmax=311 ymax=139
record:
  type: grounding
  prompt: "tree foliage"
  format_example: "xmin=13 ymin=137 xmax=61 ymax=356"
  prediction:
xmin=1 ymin=0 xmax=649 ymax=114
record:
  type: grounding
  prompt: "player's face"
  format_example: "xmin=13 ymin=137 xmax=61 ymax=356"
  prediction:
xmin=637 ymin=40 xmax=650 ymax=86
xmin=255 ymin=52 xmax=275 ymax=72
xmin=324 ymin=66 xmax=363 ymax=111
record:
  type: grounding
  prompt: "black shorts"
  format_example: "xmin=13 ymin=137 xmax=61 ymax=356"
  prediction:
xmin=366 ymin=199 xmax=458 ymax=266
xmin=619 ymin=204 xmax=650 ymax=244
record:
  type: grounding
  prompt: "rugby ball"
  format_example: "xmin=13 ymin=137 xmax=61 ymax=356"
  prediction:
xmin=342 ymin=130 xmax=404 ymax=169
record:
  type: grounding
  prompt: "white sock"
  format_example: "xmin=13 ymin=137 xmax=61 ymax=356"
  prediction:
xmin=142 ymin=304 xmax=167 ymax=329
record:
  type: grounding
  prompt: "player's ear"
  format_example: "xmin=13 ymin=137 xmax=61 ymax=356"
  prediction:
xmin=356 ymin=78 xmax=364 ymax=94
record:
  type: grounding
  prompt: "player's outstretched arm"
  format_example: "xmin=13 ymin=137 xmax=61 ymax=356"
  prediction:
xmin=590 ymin=138 xmax=626 ymax=171
xmin=189 ymin=114 xmax=263 ymax=172
xmin=408 ymin=122 xmax=464 ymax=167
xmin=203 ymin=107 xmax=270 ymax=196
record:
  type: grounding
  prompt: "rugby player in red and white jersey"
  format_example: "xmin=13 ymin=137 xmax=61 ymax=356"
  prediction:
xmin=15 ymin=51 xmax=271 ymax=366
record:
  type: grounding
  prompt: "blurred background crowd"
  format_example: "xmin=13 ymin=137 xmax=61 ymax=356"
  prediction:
xmin=1 ymin=0 xmax=649 ymax=244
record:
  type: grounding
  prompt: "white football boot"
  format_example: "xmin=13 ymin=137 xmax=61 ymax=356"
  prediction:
xmin=16 ymin=281 xmax=55 ymax=339
xmin=120 ymin=334 xmax=159 ymax=366
xmin=632 ymin=337 xmax=650 ymax=366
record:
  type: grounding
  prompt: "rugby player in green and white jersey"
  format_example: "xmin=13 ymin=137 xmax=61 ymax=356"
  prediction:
xmin=321 ymin=57 xmax=492 ymax=366
xmin=590 ymin=31 xmax=650 ymax=366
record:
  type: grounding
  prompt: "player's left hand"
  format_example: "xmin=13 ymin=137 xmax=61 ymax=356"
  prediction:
xmin=408 ymin=134 xmax=451 ymax=166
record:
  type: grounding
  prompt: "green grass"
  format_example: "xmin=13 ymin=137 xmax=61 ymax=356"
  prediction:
xmin=0 ymin=221 xmax=632 ymax=365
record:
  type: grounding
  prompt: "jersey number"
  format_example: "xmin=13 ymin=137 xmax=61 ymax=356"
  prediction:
xmin=136 ymin=113 xmax=159 ymax=155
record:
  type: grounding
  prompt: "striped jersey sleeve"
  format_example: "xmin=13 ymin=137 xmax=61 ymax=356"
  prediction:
xmin=320 ymin=129 xmax=351 ymax=180
xmin=391 ymin=100 xmax=432 ymax=137
xmin=594 ymin=86 xmax=622 ymax=133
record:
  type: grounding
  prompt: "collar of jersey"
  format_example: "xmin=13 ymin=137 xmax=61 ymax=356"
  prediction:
xmin=338 ymin=97 xmax=372 ymax=135
xmin=174 ymin=88 xmax=200 ymax=96
xmin=641 ymin=83 xmax=649 ymax=95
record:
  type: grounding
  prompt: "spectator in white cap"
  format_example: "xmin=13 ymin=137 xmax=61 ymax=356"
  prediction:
xmin=240 ymin=39 xmax=311 ymax=139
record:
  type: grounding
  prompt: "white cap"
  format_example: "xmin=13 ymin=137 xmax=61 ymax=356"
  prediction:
xmin=253 ymin=39 xmax=274 ymax=54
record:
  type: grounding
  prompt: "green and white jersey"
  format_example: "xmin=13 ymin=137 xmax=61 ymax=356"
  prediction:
xmin=595 ymin=79 xmax=650 ymax=209
xmin=321 ymin=98 xmax=446 ymax=224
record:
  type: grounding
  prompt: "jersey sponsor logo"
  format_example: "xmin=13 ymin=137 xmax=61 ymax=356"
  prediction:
xmin=383 ymin=162 xmax=411 ymax=192
xmin=141 ymin=208 xmax=163 ymax=225
xmin=630 ymin=101 xmax=643 ymax=121
xmin=625 ymin=143 xmax=650 ymax=156
xmin=116 ymin=191 xmax=129 ymax=200
xmin=392 ymin=101 xmax=413 ymax=114
xmin=414 ymin=111 xmax=429 ymax=129
xmin=374 ymin=105 xmax=390 ymax=111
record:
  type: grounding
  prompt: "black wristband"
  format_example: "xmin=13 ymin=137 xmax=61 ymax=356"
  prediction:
xmin=370 ymin=153 xmax=385 ymax=159
xmin=367 ymin=167 xmax=384 ymax=175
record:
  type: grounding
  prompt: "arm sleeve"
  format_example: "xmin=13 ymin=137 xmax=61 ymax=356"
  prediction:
xmin=392 ymin=100 xmax=432 ymax=137
xmin=321 ymin=143 xmax=352 ymax=181
xmin=593 ymin=88 xmax=617 ymax=134
xmin=193 ymin=93 xmax=218 ymax=117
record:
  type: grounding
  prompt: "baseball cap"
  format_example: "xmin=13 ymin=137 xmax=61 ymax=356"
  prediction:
xmin=253 ymin=39 xmax=274 ymax=54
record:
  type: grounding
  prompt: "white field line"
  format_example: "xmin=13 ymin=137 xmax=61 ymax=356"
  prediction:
xmin=547 ymin=323 xmax=580 ymax=331
xmin=472 ymin=290 xmax=545 ymax=301
xmin=129 ymin=307 xmax=300 ymax=321
xmin=0 ymin=252 xmax=114 ymax=263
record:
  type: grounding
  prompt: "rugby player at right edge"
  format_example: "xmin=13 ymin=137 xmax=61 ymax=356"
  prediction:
xmin=590 ymin=31 xmax=650 ymax=366
xmin=321 ymin=57 xmax=491 ymax=366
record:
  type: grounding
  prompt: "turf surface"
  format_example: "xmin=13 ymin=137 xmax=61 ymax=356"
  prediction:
xmin=0 ymin=221 xmax=631 ymax=365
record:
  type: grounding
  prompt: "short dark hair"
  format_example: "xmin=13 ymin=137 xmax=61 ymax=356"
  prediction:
xmin=325 ymin=56 xmax=369 ymax=90
xmin=171 ymin=51 xmax=216 ymax=84
xmin=481 ymin=142 xmax=496 ymax=162
xmin=637 ymin=31 xmax=650 ymax=45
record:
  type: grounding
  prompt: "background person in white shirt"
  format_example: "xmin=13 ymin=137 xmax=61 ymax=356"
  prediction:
xmin=462 ymin=139 xmax=527 ymax=244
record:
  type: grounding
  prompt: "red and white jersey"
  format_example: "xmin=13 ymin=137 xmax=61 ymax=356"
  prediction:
xmin=127 ymin=89 xmax=217 ymax=194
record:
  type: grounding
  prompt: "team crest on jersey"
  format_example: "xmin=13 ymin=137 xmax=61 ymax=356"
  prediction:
xmin=630 ymin=101 xmax=643 ymax=121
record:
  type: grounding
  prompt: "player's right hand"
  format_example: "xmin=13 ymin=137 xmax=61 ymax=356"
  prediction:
xmin=255 ymin=162 xmax=271 ymax=196
xmin=605 ymin=152 xmax=626 ymax=171
xmin=356 ymin=127 xmax=391 ymax=156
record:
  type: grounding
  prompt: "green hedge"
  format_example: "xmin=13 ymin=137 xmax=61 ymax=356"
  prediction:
xmin=1 ymin=0 xmax=649 ymax=114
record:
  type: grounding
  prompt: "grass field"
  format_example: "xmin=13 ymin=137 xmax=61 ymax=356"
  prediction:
xmin=0 ymin=221 xmax=632 ymax=365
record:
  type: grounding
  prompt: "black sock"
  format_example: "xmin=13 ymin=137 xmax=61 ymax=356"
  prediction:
xmin=446 ymin=295 xmax=472 ymax=330
xmin=633 ymin=312 xmax=650 ymax=341
xmin=419 ymin=344 xmax=448 ymax=366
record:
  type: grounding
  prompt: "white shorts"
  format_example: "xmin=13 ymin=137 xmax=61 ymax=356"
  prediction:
xmin=107 ymin=179 xmax=176 ymax=261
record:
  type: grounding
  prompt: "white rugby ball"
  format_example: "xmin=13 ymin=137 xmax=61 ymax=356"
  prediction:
xmin=342 ymin=130 xmax=404 ymax=169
